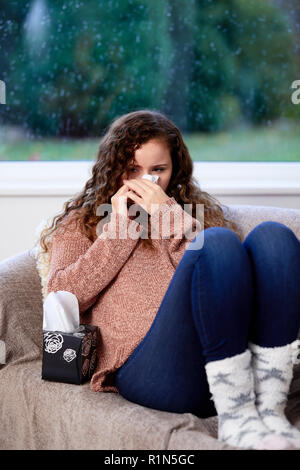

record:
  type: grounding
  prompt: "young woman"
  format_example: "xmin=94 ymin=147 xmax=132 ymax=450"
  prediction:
xmin=39 ymin=110 xmax=300 ymax=450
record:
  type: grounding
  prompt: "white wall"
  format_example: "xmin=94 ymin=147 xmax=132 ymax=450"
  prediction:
xmin=0 ymin=161 xmax=299 ymax=263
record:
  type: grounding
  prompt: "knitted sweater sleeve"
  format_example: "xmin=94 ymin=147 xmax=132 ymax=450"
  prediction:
xmin=47 ymin=212 xmax=142 ymax=314
xmin=150 ymin=196 xmax=204 ymax=267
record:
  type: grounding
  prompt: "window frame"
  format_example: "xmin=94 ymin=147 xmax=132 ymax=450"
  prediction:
xmin=0 ymin=161 xmax=299 ymax=199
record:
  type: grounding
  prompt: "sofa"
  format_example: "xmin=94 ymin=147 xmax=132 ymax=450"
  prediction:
xmin=1 ymin=203 xmax=300 ymax=451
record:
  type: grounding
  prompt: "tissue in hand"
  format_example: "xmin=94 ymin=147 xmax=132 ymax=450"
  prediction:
xmin=42 ymin=291 xmax=99 ymax=385
xmin=142 ymin=174 xmax=159 ymax=184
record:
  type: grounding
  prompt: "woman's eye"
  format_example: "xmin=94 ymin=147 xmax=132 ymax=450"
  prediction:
xmin=129 ymin=168 xmax=163 ymax=172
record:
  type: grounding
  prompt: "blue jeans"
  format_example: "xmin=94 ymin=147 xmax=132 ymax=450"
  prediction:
xmin=115 ymin=221 xmax=300 ymax=418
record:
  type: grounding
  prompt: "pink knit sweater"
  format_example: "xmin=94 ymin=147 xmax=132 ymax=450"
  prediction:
xmin=47 ymin=196 xmax=202 ymax=392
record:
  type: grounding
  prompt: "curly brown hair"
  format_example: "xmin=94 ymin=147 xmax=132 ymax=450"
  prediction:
xmin=38 ymin=109 xmax=241 ymax=259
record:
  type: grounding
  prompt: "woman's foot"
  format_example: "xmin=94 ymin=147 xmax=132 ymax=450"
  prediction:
xmin=205 ymin=349 xmax=294 ymax=450
xmin=249 ymin=340 xmax=300 ymax=449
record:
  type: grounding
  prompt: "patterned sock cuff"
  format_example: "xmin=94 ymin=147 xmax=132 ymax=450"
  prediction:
xmin=205 ymin=349 xmax=250 ymax=374
xmin=249 ymin=339 xmax=300 ymax=365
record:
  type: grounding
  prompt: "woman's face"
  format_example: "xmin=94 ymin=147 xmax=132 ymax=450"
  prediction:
xmin=121 ymin=138 xmax=173 ymax=193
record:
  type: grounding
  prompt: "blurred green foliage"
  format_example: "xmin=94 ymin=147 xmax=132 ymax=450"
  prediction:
xmin=0 ymin=0 xmax=299 ymax=137
xmin=2 ymin=124 xmax=299 ymax=161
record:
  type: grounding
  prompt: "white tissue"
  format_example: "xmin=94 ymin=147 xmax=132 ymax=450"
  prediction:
xmin=43 ymin=291 xmax=80 ymax=333
xmin=142 ymin=174 xmax=159 ymax=184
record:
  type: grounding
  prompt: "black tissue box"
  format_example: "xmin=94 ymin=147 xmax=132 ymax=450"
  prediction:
xmin=42 ymin=325 xmax=98 ymax=385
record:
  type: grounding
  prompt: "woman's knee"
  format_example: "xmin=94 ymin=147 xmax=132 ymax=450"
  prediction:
xmin=194 ymin=226 xmax=246 ymax=264
xmin=191 ymin=226 xmax=252 ymax=291
xmin=243 ymin=221 xmax=299 ymax=260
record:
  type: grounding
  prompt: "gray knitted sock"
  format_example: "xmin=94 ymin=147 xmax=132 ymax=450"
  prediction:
xmin=249 ymin=339 xmax=300 ymax=448
xmin=205 ymin=349 xmax=293 ymax=450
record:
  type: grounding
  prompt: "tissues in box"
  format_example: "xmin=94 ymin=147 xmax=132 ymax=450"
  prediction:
xmin=41 ymin=291 xmax=99 ymax=385
xmin=42 ymin=325 xmax=98 ymax=384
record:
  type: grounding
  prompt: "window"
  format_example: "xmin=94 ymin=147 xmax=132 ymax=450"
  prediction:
xmin=0 ymin=0 xmax=299 ymax=163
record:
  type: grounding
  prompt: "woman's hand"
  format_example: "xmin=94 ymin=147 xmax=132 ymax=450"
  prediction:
xmin=111 ymin=183 xmax=133 ymax=216
xmin=122 ymin=178 xmax=170 ymax=216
